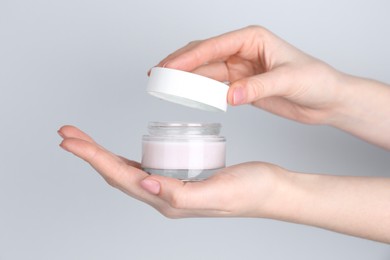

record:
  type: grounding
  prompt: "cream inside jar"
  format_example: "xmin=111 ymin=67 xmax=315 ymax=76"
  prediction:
xmin=141 ymin=122 xmax=226 ymax=181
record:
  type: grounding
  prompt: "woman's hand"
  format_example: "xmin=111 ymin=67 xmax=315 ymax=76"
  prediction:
xmin=58 ymin=125 xmax=390 ymax=243
xmin=154 ymin=25 xmax=345 ymax=125
xmin=154 ymin=25 xmax=390 ymax=149
xmin=58 ymin=125 xmax=287 ymax=219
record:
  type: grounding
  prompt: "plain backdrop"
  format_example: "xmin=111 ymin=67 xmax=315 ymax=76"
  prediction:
xmin=0 ymin=0 xmax=389 ymax=259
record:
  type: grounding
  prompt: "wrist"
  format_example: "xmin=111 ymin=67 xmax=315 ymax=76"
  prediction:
xmin=257 ymin=167 xmax=304 ymax=220
xmin=263 ymin=170 xmax=390 ymax=243
xmin=325 ymin=73 xmax=362 ymax=126
xmin=310 ymin=65 xmax=352 ymax=126
xmin=326 ymin=73 xmax=390 ymax=149
xmin=262 ymin=170 xmax=333 ymax=227
xmin=260 ymin=169 xmax=333 ymax=227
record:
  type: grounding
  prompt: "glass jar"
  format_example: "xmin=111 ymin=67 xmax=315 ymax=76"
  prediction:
xmin=141 ymin=122 xmax=226 ymax=181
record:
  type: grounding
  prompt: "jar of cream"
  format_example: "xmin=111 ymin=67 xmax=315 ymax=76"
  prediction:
xmin=141 ymin=122 xmax=226 ymax=181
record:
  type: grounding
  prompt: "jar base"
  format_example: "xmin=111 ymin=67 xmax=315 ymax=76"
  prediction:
xmin=142 ymin=167 xmax=222 ymax=181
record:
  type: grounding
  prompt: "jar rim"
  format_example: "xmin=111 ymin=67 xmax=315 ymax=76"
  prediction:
xmin=147 ymin=121 xmax=222 ymax=136
xmin=148 ymin=121 xmax=221 ymax=128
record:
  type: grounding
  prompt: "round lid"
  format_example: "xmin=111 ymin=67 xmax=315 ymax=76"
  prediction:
xmin=147 ymin=67 xmax=229 ymax=112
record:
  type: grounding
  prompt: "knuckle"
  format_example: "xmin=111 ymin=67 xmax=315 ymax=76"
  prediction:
xmin=245 ymin=25 xmax=267 ymax=34
xmin=104 ymin=176 xmax=118 ymax=188
xmin=103 ymin=160 xmax=127 ymax=189
xmin=169 ymin=190 xmax=186 ymax=210
xmin=86 ymin=145 xmax=100 ymax=162
xmin=244 ymin=25 xmax=272 ymax=45
xmin=246 ymin=24 xmax=261 ymax=30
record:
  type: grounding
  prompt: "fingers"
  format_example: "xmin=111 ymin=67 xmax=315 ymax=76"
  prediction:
xmin=150 ymin=26 xmax=297 ymax=106
xmin=190 ymin=62 xmax=230 ymax=82
xmin=58 ymin=125 xmax=96 ymax=144
xmin=154 ymin=40 xmax=201 ymax=71
xmin=228 ymin=67 xmax=292 ymax=105
xmin=154 ymin=26 xmax=268 ymax=73
xmin=58 ymin=125 xmax=143 ymax=170
xmin=147 ymin=41 xmax=200 ymax=76
xmin=58 ymin=125 xmax=148 ymax=195
xmin=60 ymin=137 xmax=139 ymax=187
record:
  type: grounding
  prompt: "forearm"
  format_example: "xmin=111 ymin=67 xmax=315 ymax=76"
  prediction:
xmin=269 ymin=171 xmax=390 ymax=243
xmin=329 ymin=74 xmax=390 ymax=149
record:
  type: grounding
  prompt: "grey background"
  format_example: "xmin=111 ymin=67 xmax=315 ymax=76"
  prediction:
xmin=0 ymin=0 xmax=389 ymax=259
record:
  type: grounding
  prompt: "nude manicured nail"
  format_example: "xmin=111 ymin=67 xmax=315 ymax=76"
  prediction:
xmin=59 ymin=141 xmax=69 ymax=152
xmin=57 ymin=130 xmax=65 ymax=138
xmin=233 ymin=87 xmax=245 ymax=105
xmin=141 ymin=178 xmax=161 ymax=195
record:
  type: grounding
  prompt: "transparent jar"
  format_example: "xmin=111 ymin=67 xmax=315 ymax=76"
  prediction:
xmin=141 ymin=122 xmax=226 ymax=181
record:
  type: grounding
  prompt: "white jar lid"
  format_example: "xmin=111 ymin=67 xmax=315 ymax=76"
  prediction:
xmin=147 ymin=67 xmax=229 ymax=112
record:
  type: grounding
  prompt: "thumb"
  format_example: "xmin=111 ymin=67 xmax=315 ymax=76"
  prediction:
xmin=140 ymin=175 xmax=190 ymax=208
xmin=228 ymin=69 xmax=289 ymax=105
xmin=140 ymin=174 xmax=221 ymax=211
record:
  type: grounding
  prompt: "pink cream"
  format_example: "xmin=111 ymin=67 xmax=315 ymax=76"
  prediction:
xmin=142 ymin=140 xmax=225 ymax=170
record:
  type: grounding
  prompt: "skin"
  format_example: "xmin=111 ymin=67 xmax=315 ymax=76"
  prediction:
xmin=58 ymin=26 xmax=390 ymax=243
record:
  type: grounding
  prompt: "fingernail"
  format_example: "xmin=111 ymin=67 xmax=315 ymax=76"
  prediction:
xmin=57 ymin=130 xmax=65 ymax=138
xmin=233 ymin=87 xmax=245 ymax=105
xmin=147 ymin=66 xmax=155 ymax=76
xmin=59 ymin=141 xmax=69 ymax=152
xmin=141 ymin=178 xmax=161 ymax=195
xmin=147 ymin=63 xmax=168 ymax=76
